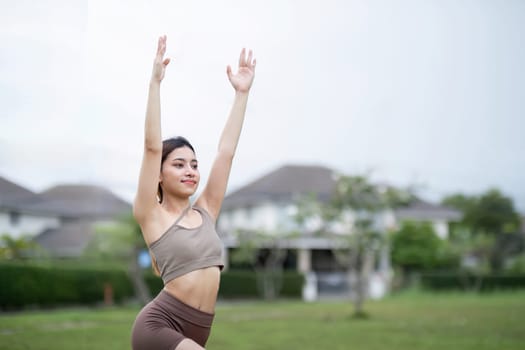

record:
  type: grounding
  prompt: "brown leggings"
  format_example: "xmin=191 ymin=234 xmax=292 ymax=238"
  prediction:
xmin=131 ymin=290 xmax=215 ymax=350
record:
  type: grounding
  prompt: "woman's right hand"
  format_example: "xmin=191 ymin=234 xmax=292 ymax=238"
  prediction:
xmin=151 ymin=35 xmax=170 ymax=83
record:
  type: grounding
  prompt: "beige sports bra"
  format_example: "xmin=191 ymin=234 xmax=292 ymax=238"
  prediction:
xmin=149 ymin=205 xmax=224 ymax=284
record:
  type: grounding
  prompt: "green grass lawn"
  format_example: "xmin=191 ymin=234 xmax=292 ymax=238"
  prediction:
xmin=1 ymin=291 xmax=524 ymax=350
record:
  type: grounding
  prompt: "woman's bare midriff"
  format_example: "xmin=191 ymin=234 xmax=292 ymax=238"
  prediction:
xmin=163 ymin=266 xmax=221 ymax=314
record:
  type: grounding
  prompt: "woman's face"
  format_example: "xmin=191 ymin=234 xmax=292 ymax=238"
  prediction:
xmin=160 ymin=146 xmax=200 ymax=198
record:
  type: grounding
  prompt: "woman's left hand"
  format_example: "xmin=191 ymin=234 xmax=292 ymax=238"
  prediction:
xmin=227 ymin=48 xmax=256 ymax=93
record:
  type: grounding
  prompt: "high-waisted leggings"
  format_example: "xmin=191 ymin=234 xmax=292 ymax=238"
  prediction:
xmin=131 ymin=290 xmax=215 ymax=350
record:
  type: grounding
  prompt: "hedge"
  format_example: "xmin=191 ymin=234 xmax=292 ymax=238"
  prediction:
xmin=420 ymin=272 xmax=525 ymax=291
xmin=218 ymin=270 xmax=304 ymax=299
xmin=0 ymin=263 xmax=304 ymax=310
xmin=0 ymin=263 xmax=133 ymax=310
xmin=146 ymin=269 xmax=304 ymax=299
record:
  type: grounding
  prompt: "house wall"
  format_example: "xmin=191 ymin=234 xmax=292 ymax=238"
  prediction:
xmin=219 ymin=202 xmax=295 ymax=233
xmin=379 ymin=210 xmax=397 ymax=231
xmin=432 ymin=220 xmax=449 ymax=239
xmin=221 ymin=203 xmax=452 ymax=242
xmin=219 ymin=204 xmax=404 ymax=301
xmin=220 ymin=205 xmax=403 ymax=236
xmin=0 ymin=211 xmax=60 ymax=239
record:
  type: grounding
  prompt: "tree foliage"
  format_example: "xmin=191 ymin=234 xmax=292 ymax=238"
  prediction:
xmin=443 ymin=188 xmax=522 ymax=272
xmin=329 ymin=175 xmax=412 ymax=215
xmin=0 ymin=234 xmax=42 ymax=260
xmin=443 ymin=188 xmax=520 ymax=235
xmin=296 ymin=174 xmax=411 ymax=317
xmin=391 ymin=221 xmax=459 ymax=273
xmin=231 ymin=230 xmax=290 ymax=300
xmin=86 ymin=213 xmax=144 ymax=260
xmin=85 ymin=212 xmax=151 ymax=305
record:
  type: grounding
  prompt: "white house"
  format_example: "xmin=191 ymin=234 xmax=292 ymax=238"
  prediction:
xmin=218 ymin=164 xmax=461 ymax=300
xmin=0 ymin=176 xmax=59 ymax=239
xmin=0 ymin=175 xmax=131 ymax=257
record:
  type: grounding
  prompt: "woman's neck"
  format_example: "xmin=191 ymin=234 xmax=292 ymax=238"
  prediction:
xmin=161 ymin=196 xmax=191 ymax=214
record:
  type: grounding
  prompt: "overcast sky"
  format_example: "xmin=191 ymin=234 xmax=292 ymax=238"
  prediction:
xmin=1 ymin=0 xmax=524 ymax=212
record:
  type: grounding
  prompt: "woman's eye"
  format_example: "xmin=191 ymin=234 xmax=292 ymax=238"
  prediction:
xmin=192 ymin=164 xmax=198 ymax=170
xmin=174 ymin=163 xmax=183 ymax=168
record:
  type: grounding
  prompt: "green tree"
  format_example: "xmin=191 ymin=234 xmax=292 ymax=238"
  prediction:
xmin=231 ymin=230 xmax=289 ymax=300
xmin=297 ymin=174 xmax=411 ymax=317
xmin=465 ymin=189 xmax=520 ymax=234
xmin=506 ymin=254 xmax=525 ymax=274
xmin=442 ymin=193 xmax=477 ymax=213
xmin=85 ymin=213 xmax=151 ymax=305
xmin=443 ymin=189 xmax=520 ymax=235
xmin=391 ymin=221 xmax=442 ymax=273
xmin=443 ymin=188 xmax=521 ymax=270
xmin=0 ymin=234 xmax=41 ymax=260
xmin=390 ymin=221 xmax=460 ymax=288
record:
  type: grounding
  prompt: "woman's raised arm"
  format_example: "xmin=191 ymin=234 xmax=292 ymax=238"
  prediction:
xmin=196 ymin=48 xmax=256 ymax=219
xmin=133 ymin=36 xmax=171 ymax=223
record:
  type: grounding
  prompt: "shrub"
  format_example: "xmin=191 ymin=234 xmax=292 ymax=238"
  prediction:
xmin=420 ymin=271 xmax=525 ymax=291
xmin=220 ymin=270 xmax=304 ymax=299
xmin=146 ymin=269 xmax=304 ymax=299
xmin=0 ymin=262 xmax=133 ymax=310
xmin=391 ymin=221 xmax=441 ymax=272
xmin=0 ymin=263 xmax=304 ymax=309
xmin=506 ymin=254 xmax=525 ymax=274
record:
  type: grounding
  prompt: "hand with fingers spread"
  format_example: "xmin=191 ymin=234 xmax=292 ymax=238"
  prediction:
xmin=227 ymin=48 xmax=256 ymax=93
xmin=151 ymin=35 xmax=171 ymax=83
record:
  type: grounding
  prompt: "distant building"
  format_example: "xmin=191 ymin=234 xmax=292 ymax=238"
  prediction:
xmin=0 ymin=175 xmax=131 ymax=257
xmin=218 ymin=164 xmax=461 ymax=299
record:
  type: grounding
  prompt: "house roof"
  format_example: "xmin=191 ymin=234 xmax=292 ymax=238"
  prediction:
xmin=395 ymin=199 xmax=461 ymax=221
xmin=0 ymin=176 xmax=37 ymax=206
xmin=1 ymin=180 xmax=131 ymax=219
xmin=34 ymin=221 xmax=95 ymax=257
xmin=35 ymin=184 xmax=131 ymax=219
xmin=222 ymin=164 xmax=461 ymax=222
xmin=223 ymin=164 xmax=337 ymax=209
xmin=1 ymin=176 xmax=132 ymax=257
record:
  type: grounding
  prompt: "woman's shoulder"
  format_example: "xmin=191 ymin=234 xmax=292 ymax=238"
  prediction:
xmin=192 ymin=204 xmax=217 ymax=223
xmin=192 ymin=204 xmax=210 ymax=216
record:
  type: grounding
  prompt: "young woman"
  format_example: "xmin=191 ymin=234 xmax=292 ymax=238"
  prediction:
xmin=131 ymin=35 xmax=256 ymax=350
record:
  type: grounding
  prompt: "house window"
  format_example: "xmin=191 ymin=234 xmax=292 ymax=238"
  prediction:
xmin=9 ymin=211 xmax=21 ymax=226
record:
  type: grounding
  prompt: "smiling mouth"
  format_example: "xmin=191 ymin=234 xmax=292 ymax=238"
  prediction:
xmin=182 ymin=180 xmax=196 ymax=185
